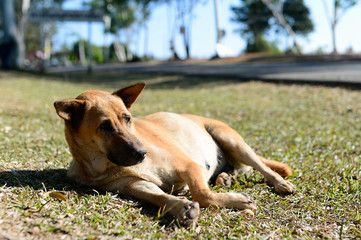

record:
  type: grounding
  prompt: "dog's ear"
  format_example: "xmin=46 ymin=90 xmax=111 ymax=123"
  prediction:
xmin=112 ymin=82 xmax=146 ymax=110
xmin=54 ymin=99 xmax=87 ymax=123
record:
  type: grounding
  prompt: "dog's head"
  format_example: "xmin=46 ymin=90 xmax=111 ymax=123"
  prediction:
xmin=54 ymin=82 xmax=147 ymax=170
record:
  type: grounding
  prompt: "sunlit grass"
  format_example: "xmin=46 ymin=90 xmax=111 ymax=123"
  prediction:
xmin=0 ymin=71 xmax=360 ymax=239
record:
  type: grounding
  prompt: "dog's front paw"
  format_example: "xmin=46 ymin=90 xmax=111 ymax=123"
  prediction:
xmin=167 ymin=198 xmax=200 ymax=227
xmin=274 ymin=180 xmax=296 ymax=194
xmin=178 ymin=201 xmax=200 ymax=226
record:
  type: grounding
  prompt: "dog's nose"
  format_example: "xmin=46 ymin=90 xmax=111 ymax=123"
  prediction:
xmin=132 ymin=149 xmax=147 ymax=161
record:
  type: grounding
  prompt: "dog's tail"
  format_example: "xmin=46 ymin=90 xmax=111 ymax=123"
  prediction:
xmin=258 ymin=156 xmax=292 ymax=177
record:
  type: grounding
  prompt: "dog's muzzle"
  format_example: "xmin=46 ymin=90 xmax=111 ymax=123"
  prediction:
xmin=107 ymin=147 xmax=147 ymax=167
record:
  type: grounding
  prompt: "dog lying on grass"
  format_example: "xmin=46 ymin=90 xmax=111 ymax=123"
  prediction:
xmin=54 ymin=82 xmax=295 ymax=226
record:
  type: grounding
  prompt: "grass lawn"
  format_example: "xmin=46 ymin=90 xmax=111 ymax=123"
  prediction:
xmin=0 ymin=71 xmax=360 ymax=239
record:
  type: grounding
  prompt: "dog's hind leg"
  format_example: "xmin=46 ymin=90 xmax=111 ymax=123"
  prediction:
xmin=215 ymin=172 xmax=232 ymax=188
xmin=176 ymin=160 xmax=257 ymax=210
xmin=204 ymin=118 xmax=295 ymax=195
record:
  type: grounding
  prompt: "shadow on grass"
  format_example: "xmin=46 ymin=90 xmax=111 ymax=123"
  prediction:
xmin=40 ymin=70 xmax=361 ymax=90
xmin=0 ymin=168 xmax=180 ymax=226
xmin=0 ymin=169 xmax=92 ymax=193
xmin=48 ymin=72 xmax=152 ymax=84
xmin=43 ymin=71 xmax=244 ymax=90
xmin=146 ymin=77 xmax=242 ymax=90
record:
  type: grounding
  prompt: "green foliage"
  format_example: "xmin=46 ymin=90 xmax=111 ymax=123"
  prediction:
xmin=231 ymin=0 xmax=272 ymax=40
xmin=85 ymin=0 xmax=166 ymax=34
xmin=91 ymin=45 xmax=104 ymax=63
xmin=14 ymin=0 xmax=65 ymax=55
xmin=314 ymin=46 xmax=326 ymax=54
xmin=269 ymin=40 xmax=283 ymax=53
xmin=71 ymin=41 xmax=104 ymax=63
xmin=108 ymin=42 xmax=140 ymax=62
xmin=231 ymin=1 xmax=275 ymax=53
xmin=245 ymin=35 xmax=273 ymax=53
xmin=24 ymin=23 xmax=41 ymax=54
xmin=345 ymin=45 xmax=354 ymax=53
xmin=283 ymin=0 xmax=314 ymax=36
xmin=284 ymin=45 xmax=299 ymax=54
xmin=335 ymin=0 xmax=359 ymax=9
xmin=84 ymin=0 xmax=136 ymax=34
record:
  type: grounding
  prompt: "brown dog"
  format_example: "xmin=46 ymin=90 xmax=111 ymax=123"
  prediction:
xmin=54 ymin=82 xmax=295 ymax=226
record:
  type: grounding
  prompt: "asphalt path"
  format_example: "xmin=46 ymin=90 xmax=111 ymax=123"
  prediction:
xmin=47 ymin=59 xmax=361 ymax=87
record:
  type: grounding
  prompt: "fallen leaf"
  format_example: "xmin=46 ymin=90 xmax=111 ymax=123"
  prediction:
xmin=241 ymin=209 xmax=255 ymax=220
xmin=49 ymin=191 xmax=67 ymax=202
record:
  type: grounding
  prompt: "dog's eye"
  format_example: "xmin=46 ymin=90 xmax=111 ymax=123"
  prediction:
xmin=123 ymin=114 xmax=131 ymax=125
xmin=99 ymin=120 xmax=113 ymax=132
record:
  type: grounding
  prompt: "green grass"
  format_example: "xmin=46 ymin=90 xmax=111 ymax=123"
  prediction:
xmin=0 ymin=71 xmax=360 ymax=239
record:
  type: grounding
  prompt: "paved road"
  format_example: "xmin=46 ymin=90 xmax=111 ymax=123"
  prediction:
xmin=47 ymin=59 xmax=361 ymax=87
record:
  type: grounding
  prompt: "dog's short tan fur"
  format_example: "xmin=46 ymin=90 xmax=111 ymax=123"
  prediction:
xmin=54 ymin=82 xmax=295 ymax=226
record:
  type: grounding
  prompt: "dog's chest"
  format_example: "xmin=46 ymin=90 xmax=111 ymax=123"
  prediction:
xmin=138 ymin=113 xmax=222 ymax=184
xmin=172 ymin=121 xmax=221 ymax=180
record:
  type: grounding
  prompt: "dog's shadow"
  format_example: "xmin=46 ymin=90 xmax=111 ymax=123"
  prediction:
xmin=0 ymin=168 xmax=87 ymax=192
xmin=0 ymin=168 xmax=176 ymax=226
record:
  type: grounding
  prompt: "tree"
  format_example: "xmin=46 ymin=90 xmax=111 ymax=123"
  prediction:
xmin=85 ymin=0 xmax=134 ymax=61
xmin=107 ymin=2 xmax=137 ymax=61
xmin=231 ymin=0 xmax=313 ymax=54
xmin=85 ymin=0 xmax=164 ymax=60
xmin=231 ymin=0 xmax=273 ymax=53
xmin=283 ymin=0 xmax=314 ymax=36
xmin=134 ymin=0 xmax=153 ymax=59
xmin=261 ymin=0 xmax=313 ymax=54
xmin=162 ymin=0 xmax=206 ymax=59
xmin=322 ymin=0 xmax=359 ymax=54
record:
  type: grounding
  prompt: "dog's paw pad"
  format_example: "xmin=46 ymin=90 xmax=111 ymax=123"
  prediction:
xmin=179 ymin=202 xmax=200 ymax=226
xmin=215 ymin=172 xmax=231 ymax=188
xmin=184 ymin=202 xmax=199 ymax=219
xmin=275 ymin=181 xmax=296 ymax=195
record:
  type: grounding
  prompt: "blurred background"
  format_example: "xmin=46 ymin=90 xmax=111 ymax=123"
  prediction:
xmin=0 ymin=0 xmax=360 ymax=70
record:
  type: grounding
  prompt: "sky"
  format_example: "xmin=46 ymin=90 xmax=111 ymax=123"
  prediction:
xmin=58 ymin=0 xmax=361 ymax=60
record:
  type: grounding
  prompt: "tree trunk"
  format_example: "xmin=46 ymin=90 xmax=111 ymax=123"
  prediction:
xmin=0 ymin=0 xmax=20 ymax=68
xmin=214 ymin=0 xmax=222 ymax=44
xmin=114 ymin=34 xmax=126 ymax=62
xmin=125 ymin=28 xmax=133 ymax=61
xmin=79 ymin=39 xmax=86 ymax=65
xmin=332 ymin=0 xmax=338 ymax=54
xmin=331 ymin=22 xmax=337 ymax=54
xmin=184 ymin=36 xmax=190 ymax=59
xmin=17 ymin=0 xmax=30 ymax=69
xmin=142 ymin=6 xmax=149 ymax=59
xmin=143 ymin=22 xmax=149 ymax=59
xmin=103 ymin=14 xmax=111 ymax=63
xmin=177 ymin=0 xmax=191 ymax=59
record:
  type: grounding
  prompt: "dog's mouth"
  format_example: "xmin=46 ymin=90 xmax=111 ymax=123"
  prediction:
xmin=107 ymin=148 xmax=147 ymax=167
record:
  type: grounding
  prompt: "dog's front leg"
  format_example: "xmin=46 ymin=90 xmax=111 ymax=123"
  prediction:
xmin=119 ymin=177 xmax=199 ymax=226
